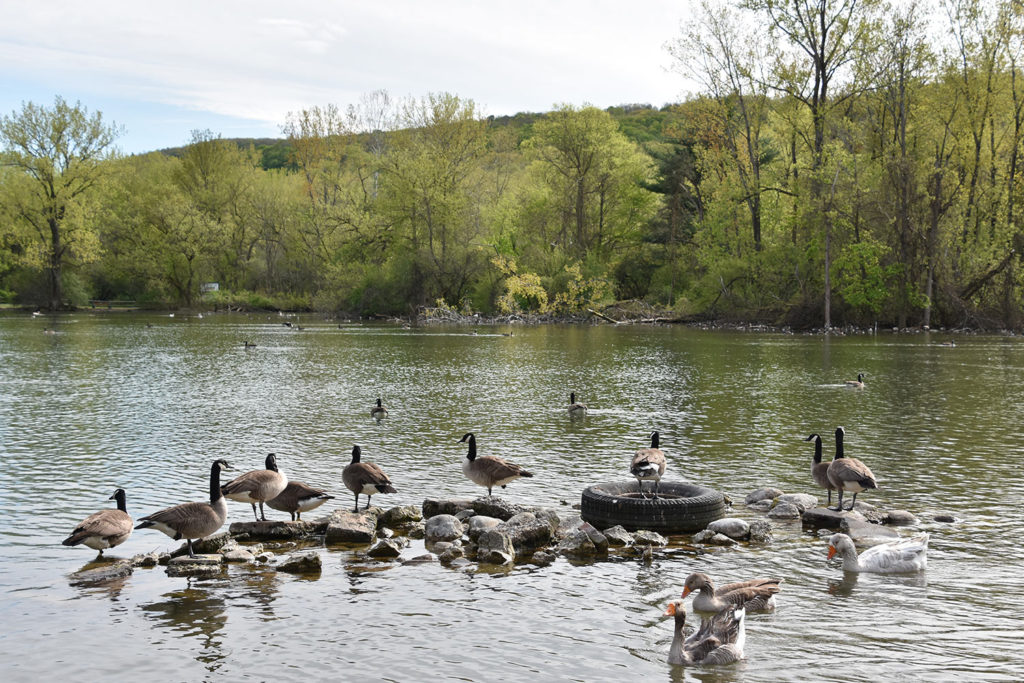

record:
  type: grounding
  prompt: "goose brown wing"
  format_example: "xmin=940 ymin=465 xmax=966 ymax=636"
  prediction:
xmin=64 ymin=509 xmax=132 ymax=545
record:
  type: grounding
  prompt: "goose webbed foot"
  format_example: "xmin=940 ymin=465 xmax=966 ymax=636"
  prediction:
xmin=186 ymin=539 xmax=197 ymax=558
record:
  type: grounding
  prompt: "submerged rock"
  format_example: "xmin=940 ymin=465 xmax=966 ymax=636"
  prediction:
xmin=767 ymin=502 xmax=803 ymax=520
xmin=707 ymin=517 xmax=750 ymax=539
xmin=748 ymin=519 xmax=773 ymax=544
xmin=692 ymin=529 xmax=736 ymax=546
xmin=325 ymin=509 xmax=379 ymax=545
xmin=841 ymin=518 xmax=900 ymax=543
xmin=71 ymin=561 xmax=134 ymax=584
xmin=933 ymin=514 xmax=957 ymax=523
xmin=746 ymin=499 xmax=774 ymax=513
xmin=745 ymin=487 xmax=784 ymax=505
xmin=276 ymin=551 xmax=322 ymax=574
xmin=166 ymin=554 xmax=223 ymax=578
xmin=885 ymin=510 xmax=921 ymax=526
xmin=424 ymin=514 xmax=465 ymax=543
xmin=801 ymin=507 xmax=866 ymax=528
xmin=130 ymin=552 xmax=161 ymax=568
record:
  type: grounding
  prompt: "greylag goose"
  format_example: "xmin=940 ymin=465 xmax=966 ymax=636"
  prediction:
xmin=342 ymin=445 xmax=397 ymax=512
xmin=630 ymin=431 xmax=666 ymax=498
xmin=826 ymin=427 xmax=878 ymax=511
xmin=845 ymin=373 xmax=865 ymax=388
xmin=221 ymin=453 xmax=288 ymax=521
xmin=370 ymin=398 xmax=388 ymax=419
xmin=682 ymin=572 xmax=782 ymax=612
xmin=267 ymin=481 xmax=334 ymax=521
xmin=135 ymin=459 xmax=230 ymax=557
xmin=665 ymin=601 xmax=746 ymax=666
xmin=61 ymin=488 xmax=133 ymax=555
xmin=827 ymin=532 xmax=928 ymax=573
xmin=567 ymin=392 xmax=587 ymax=416
xmin=805 ymin=433 xmax=835 ymax=506
xmin=458 ymin=432 xmax=533 ymax=496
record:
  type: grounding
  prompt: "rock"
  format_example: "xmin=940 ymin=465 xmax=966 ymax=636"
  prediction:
xmin=633 ymin=530 xmax=669 ymax=547
xmin=746 ymin=499 xmax=773 ymax=513
xmin=325 ymin=509 xmax=379 ymax=545
xmin=166 ymin=554 xmax=223 ymax=578
xmin=550 ymin=511 xmax=583 ymax=540
xmin=424 ymin=514 xmax=465 ymax=543
xmin=841 ymin=519 xmax=900 ymax=543
xmin=859 ymin=508 xmax=889 ymax=524
xmin=748 ymin=520 xmax=773 ymax=544
xmin=532 ymin=508 xmax=564 ymax=536
xmin=767 ymin=502 xmax=803 ymax=520
xmin=476 ymin=529 xmax=515 ymax=564
xmin=801 ymin=507 xmax=866 ymax=528
xmin=222 ymin=549 xmax=255 ymax=563
xmin=745 ymin=487 xmax=784 ymax=505
xmin=455 ymin=509 xmax=477 ymax=521
xmin=885 ymin=510 xmax=920 ymax=526
xmin=406 ymin=522 xmax=426 ymax=539
xmin=402 ymin=554 xmax=435 ymax=565
xmin=776 ymin=493 xmax=818 ymax=511
xmin=130 ymin=552 xmax=161 ymax=568
xmin=707 ymin=517 xmax=750 ymax=539
xmin=556 ymin=528 xmax=597 ymax=557
xmin=169 ymin=532 xmax=230 ymax=558
xmin=498 ymin=513 xmax=552 ymax=552
xmin=422 ymin=498 xmax=475 ymax=518
xmin=466 ymin=515 xmax=503 ymax=542
xmin=531 ymin=551 xmax=556 ymax=567
xmin=71 ymin=561 xmax=133 ymax=584
xmin=438 ymin=546 xmax=465 ymax=564
xmin=602 ymin=525 xmax=634 ymax=547
xmin=228 ymin=520 xmax=319 ymax=541
xmin=379 ymin=505 xmax=423 ymax=529
xmin=276 ymin=551 xmax=322 ymax=574
xmin=577 ymin=522 xmax=609 ymax=553
xmin=255 ymin=551 xmax=274 ymax=563
xmin=367 ymin=538 xmax=404 ymax=559
xmin=430 ymin=541 xmax=456 ymax=555
xmin=692 ymin=529 xmax=736 ymax=546
xmin=471 ymin=497 xmax=525 ymax=521
xmin=934 ymin=514 xmax=957 ymax=523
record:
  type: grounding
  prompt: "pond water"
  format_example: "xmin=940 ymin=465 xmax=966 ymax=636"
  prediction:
xmin=1 ymin=313 xmax=1022 ymax=681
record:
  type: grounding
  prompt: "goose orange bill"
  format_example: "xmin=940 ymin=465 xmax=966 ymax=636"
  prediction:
xmin=682 ymin=586 xmax=692 ymax=598
xmin=664 ymin=603 xmax=678 ymax=616
xmin=827 ymin=545 xmax=838 ymax=560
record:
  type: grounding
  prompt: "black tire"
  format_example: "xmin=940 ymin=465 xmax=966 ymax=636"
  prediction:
xmin=580 ymin=481 xmax=726 ymax=534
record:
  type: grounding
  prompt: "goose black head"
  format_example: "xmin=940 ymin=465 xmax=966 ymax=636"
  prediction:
xmin=805 ymin=433 xmax=822 ymax=461
xmin=265 ymin=453 xmax=278 ymax=471
xmin=459 ymin=433 xmax=476 ymax=460
xmin=350 ymin=445 xmax=362 ymax=463
xmin=650 ymin=431 xmax=660 ymax=448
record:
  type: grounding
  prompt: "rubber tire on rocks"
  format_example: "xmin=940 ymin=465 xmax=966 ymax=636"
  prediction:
xmin=580 ymin=481 xmax=726 ymax=534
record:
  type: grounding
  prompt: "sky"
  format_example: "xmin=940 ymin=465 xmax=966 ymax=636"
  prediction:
xmin=0 ymin=1 xmax=700 ymax=155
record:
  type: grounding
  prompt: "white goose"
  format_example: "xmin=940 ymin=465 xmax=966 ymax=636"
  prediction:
xmin=827 ymin=532 xmax=929 ymax=573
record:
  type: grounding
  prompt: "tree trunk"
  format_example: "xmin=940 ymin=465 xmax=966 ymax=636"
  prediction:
xmin=48 ymin=215 xmax=63 ymax=310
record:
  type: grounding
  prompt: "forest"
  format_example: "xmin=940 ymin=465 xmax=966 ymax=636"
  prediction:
xmin=1 ymin=0 xmax=1023 ymax=329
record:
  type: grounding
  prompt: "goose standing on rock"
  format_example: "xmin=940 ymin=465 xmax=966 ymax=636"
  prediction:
xmin=845 ymin=373 xmax=866 ymax=388
xmin=371 ymin=398 xmax=388 ymax=420
xmin=826 ymin=427 xmax=878 ymax=511
xmin=630 ymin=431 xmax=667 ymax=498
xmin=342 ymin=445 xmax=397 ymax=512
xmin=458 ymin=432 xmax=533 ymax=496
xmin=682 ymin=572 xmax=783 ymax=612
xmin=805 ymin=433 xmax=836 ymax=506
xmin=267 ymin=481 xmax=334 ymax=521
xmin=665 ymin=601 xmax=746 ymax=666
xmin=135 ymin=459 xmax=230 ymax=557
xmin=62 ymin=488 xmax=133 ymax=556
xmin=827 ymin=532 xmax=928 ymax=573
xmin=221 ymin=453 xmax=288 ymax=521
xmin=567 ymin=392 xmax=587 ymax=416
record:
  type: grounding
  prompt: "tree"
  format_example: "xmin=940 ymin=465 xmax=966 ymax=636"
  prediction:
xmin=0 ymin=97 xmax=121 ymax=309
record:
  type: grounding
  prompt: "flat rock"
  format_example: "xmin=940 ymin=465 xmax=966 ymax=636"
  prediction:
xmin=748 ymin=519 xmax=773 ymax=544
xmin=422 ymin=498 xmax=475 ymax=518
xmin=707 ymin=517 xmax=750 ymax=539
xmin=378 ymin=505 xmax=423 ymax=529
xmin=776 ymin=493 xmax=818 ymax=511
xmin=602 ymin=525 xmax=634 ymax=547
xmin=934 ymin=514 xmax=957 ymax=523
xmin=168 ymin=554 xmax=223 ymax=566
xmin=841 ymin=518 xmax=900 ymax=543
xmin=801 ymin=506 xmax=866 ymax=528
xmin=424 ymin=514 xmax=465 ymax=543
xmin=767 ymin=502 xmax=803 ymax=520
xmin=466 ymin=515 xmax=503 ymax=542
xmin=230 ymin=520 xmax=320 ymax=540
xmin=498 ymin=513 xmax=552 ymax=552
xmin=130 ymin=552 xmax=161 ymax=568
xmin=471 ymin=497 xmax=525 ymax=521
xmin=746 ymin=499 xmax=773 ymax=513
xmin=276 ymin=550 xmax=322 ymax=574
xmin=745 ymin=487 xmax=784 ymax=504
xmin=401 ymin=554 xmax=435 ymax=565
xmin=632 ymin=530 xmax=668 ymax=547
xmin=556 ymin=528 xmax=597 ymax=557
xmin=222 ymin=549 xmax=255 ymax=563
xmin=166 ymin=554 xmax=223 ymax=578
xmin=476 ymin=529 xmax=515 ymax=564
xmin=71 ymin=561 xmax=134 ymax=584
xmin=367 ymin=538 xmax=404 ymax=559
xmin=170 ymin=532 xmax=230 ymax=558
xmin=886 ymin=510 xmax=920 ymax=526
xmin=325 ymin=509 xmax=379 ymax=545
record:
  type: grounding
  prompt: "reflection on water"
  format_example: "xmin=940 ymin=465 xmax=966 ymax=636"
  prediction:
xmin=1 ymin=315 xmax=1023 ymax=680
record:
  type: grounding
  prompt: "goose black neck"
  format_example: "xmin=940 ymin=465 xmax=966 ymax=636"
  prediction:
xmin=265 ymin=453 xmax=278 ymax=472
xmin=210 ymin=461 xmax=224 ymax=503
xmin=650 ymin=431 xmax=660 ymax=449
xmin=113 ymin=489 xmax=127 ymax=512
xmin=835 ymin=428 xmax=845 ymax=459
xmin=351 ymin=446 xmax=362 ymax=463
xmin=376 ymin=398 xmax=382 ymax=407
xmin=465 ymin=434 xmax=476 ymax=461
xmin=570 ymin=392 xmax=576 ymax=404
xmin=811 ymin=435 xmax=822 ymax=464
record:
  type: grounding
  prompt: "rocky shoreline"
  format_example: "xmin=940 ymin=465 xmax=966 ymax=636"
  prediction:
xmin=70 ymin=487 xmax=953 ymax=584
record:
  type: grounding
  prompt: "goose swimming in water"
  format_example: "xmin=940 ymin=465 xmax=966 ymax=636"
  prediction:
xmin=665 ymin=601 xmax=746 ymax=666
xmin=371 ymin=398 xmax=388 ymax=419
xmin=567 ymin=392 xmax=587 ymax=416
xmin=827 ymin=532 xmax=928 ymax=573
xmin=682 ymin=572 xmax=783 ymax=613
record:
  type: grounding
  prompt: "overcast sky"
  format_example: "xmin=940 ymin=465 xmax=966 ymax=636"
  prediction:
xmin=0 ymin=1 xmax=700 ymax=154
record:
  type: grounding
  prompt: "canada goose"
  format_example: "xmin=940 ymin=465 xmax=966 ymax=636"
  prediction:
xmin=826 ymin=427 xmax=878 ymax=511
xmin=682 ymin=572 xmax=783 ymax=613
xmin=940 ymin=340 xmax=956 ymax=347
xmin=371 ymin=398 xmax=388 ymax=419
xmin=135 ymin=459 xmax=230 ymax=557
xmin=805 ymin=433 xmax=836 ymax=506
xmin=282 ymin=321 xmax=292 ymax=327
xmin=221 ymin=453 xmax=288 ymax=521
xmin=267 ymin=481 xmax=335 ymax=521
xmin=845 ymin=373 xmax=866 ymax=388
xmin=630 ymin=431 xmax=667 ymax=498
xmin=458 ymin=432 xmax=533 ymax=496
xmin=664 ymin=601 xmax=746 ymax=666
xmin=342 ymin=445 xmax=397 ymax=512
xmin=62 ymin=488 xmax=133 ymax=555
xmin=243 ymin=340 xmax=257 ymax=349
xmin=567 ymin=392 xmax=588 ymax=416
xmin=827 ymin=532 xmax=928 ymax=573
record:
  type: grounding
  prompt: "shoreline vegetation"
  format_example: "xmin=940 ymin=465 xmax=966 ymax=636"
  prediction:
xmin=4 ymin=3 xmax=1024 ymax=332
